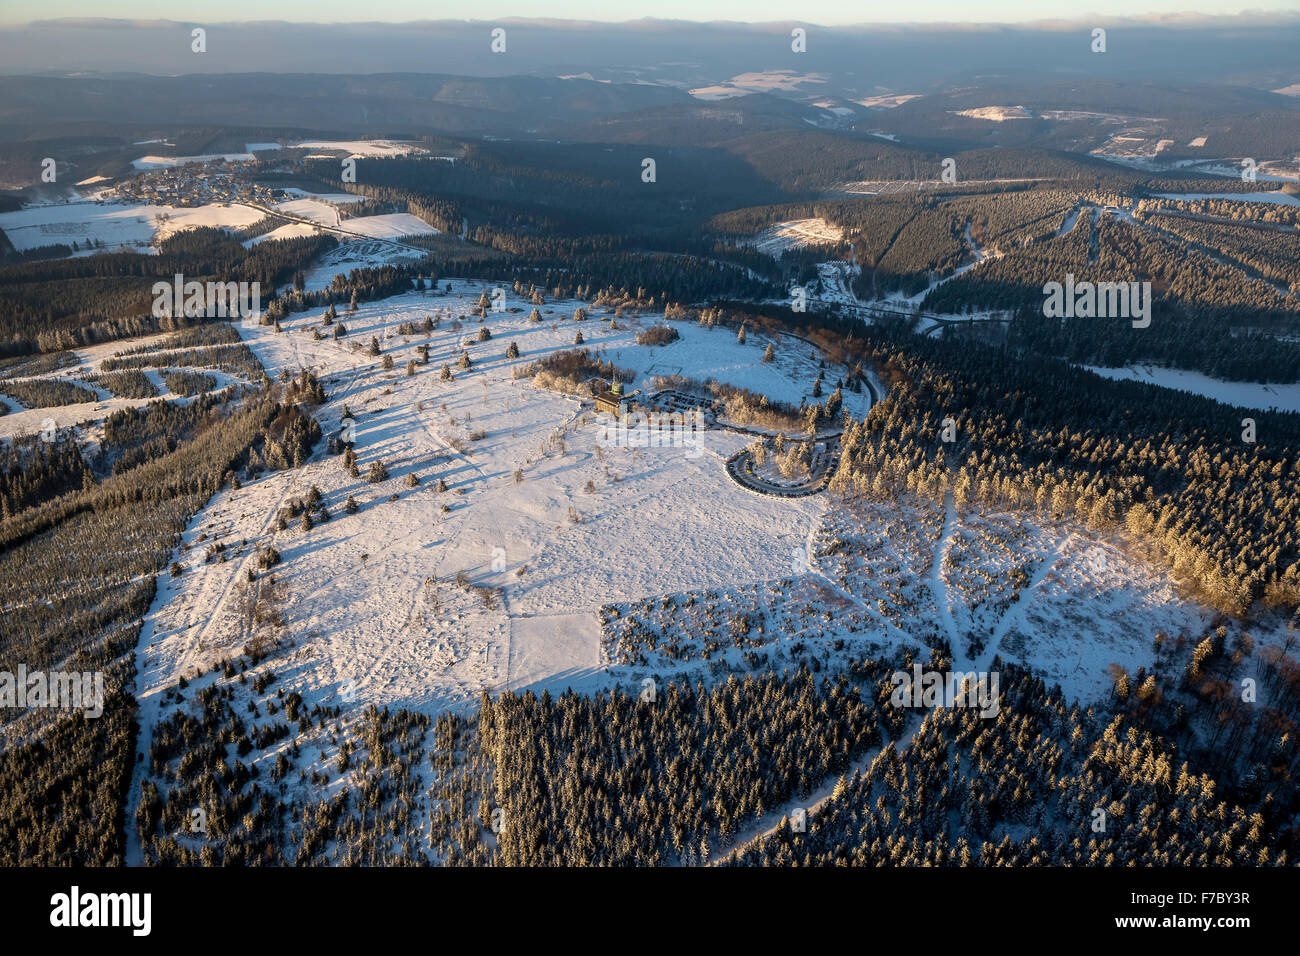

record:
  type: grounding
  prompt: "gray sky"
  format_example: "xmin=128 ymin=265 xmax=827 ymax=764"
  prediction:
xmin=4 ymin=2 xmax=1300 ymax=26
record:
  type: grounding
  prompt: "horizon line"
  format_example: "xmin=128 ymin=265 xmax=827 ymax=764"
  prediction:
xmin=6 ymin=11 xmax=1300 ymax=30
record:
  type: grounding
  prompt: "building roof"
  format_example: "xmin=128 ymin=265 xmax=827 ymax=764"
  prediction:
xmin=594 ymin=389 xmax=631 ymax=411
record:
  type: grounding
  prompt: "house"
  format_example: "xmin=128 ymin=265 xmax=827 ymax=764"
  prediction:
xmin=594 ymin=381 xmax=632 ymax=416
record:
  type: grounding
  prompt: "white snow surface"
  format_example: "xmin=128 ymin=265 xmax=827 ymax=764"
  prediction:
xmin=133 ymin=286 xmax=853 ymax=720
xmin=0 ymin=200 xmax=264 ymax=252
xmin=1085 ymin=365 xmax=1300 ymax=413
xmin=132 ymin=153 xmax=255 ymax=169
xmin=339 ymin=213 xmax=439 ymax=239
xmin=289 ymin=139 xmax=425 ymax=157
xmin=748 ymin=218 xmax=844 ymax=255
xmin=123 ymin=282 xmax=1266 ymax=747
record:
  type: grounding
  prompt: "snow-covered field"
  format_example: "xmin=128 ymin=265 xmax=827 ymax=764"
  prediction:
xmin=0 ymin=199 xmax=264 ymax=252
xmin=749 ymin=218 xmax=844 ymax=254
xmin=278 ymin=188 xmax=361 ymax=204
xmin=854 ymin=93 xmax=920 ymax=109
xmin=1085 ymin=364 xmax=1300 ymax=413
xmin=0 ymin=189 xmax=435 ymax=258
xmin=132 ymin=153 xmax=256 ymax=169
xmin=340 ymin=213 xmax=439 ymax=240
xmin=291 ymin=241 xmax=427 ymax=291
xmin=274 ymin=198 xmax=350 ymax=226
xmin=688 ymin=70 xmax=828 ymax=100
xmin=247 ymin=222 xmax=321 ymax=245
xmin=120 ymin=279 xmax=1258 ymax=753
xmin=0 ymin=333 xmax=250 ymax=442
xmin=290 ymin=139 xmax=425 ymax=157
xmin=131 ymin=285 xmax=858 ymax=721
xmin=952 ymin=106 xmax=1031 ymax=121
xmin=606 ymin=494 xmax=1214 ymax=703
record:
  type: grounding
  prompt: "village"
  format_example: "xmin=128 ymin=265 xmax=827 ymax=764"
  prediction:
xmin=115 ymin=159 xmax=278 ymax=209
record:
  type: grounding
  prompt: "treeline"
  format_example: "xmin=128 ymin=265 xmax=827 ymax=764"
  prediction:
xmin=102 ymin=342 xmax=263 ymax=382
xmin=730 ymin=661 xmax=1294 ymax=866
xmin=707 ymin=189 xmax=1077 ymax=299
xmin=0 ymin=365 xmax=328 ymax=864
xmin=303 ymin=139 xmax=785 ymax=233
xmin=0 ymin=378 xmax=98 ymax=409
xmin=267 ymin=262 xmax=430 ymax=321
xmin=86 ymin=369 xmax=158 ymax=400
xmin=711 ymin=184 xmax=1300 ymax=381
xmin=0 ymin=228 xmax=336 ymax=356
xmin=480 ymin=669 xmax=884 ymax=865
xmin=1005 ymin=305 xmax=1300 ymax=383
xmin=0 ymin=433 xmax=94 ymax=521
xmin=1136 ymin=194 xmax=1300 ymax=228
xmin=134 ymin=637 xmax=1299 ymax=866
xmin=1138 ymin=211 xmax=1300 ymax=292
xmin=161 ymin=370 xmax=216 ymax=397
xmin=294 ymin=162 xmax=781 ymax=301
xmin=830 ymin=321 xmax=1300 ymax=615
xmin=699 ymin=300 xmax=1300 ymax=616
xmin=922 ymin=210 xmax=1300 ymax=379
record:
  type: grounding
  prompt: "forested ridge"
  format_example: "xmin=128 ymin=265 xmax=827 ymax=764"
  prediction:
xmin=0 ymin=228 xmax=337 ymax=356
xmin=132 ymin=637 xmax=1300 ymax=866
xmin=706 ymin=301 xmax=1300 ymax=617
xmin=731 ymin=658 xmax=1298 ymax=866
xmin=5 ymin=108 xmax=1300 ymax=869
xmin=0 ymin=363 xmax=326 ymax=864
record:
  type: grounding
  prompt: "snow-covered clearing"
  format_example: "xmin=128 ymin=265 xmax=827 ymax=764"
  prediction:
xmin=0 ymin=199 xmax=264 ymax=252
xmin=247 ymin=222 xmax=321 ymax=245
xmin=290 ymin=139 xmax=425 ymax=157
xmin=132 ymin=153 xmax=255 ymax=169
xmin=952 ymin=106 xmax=1031 ymax=121
xmin=131 ymin=284 xmax=876 ymax=718
xmin=605 ymin=493 xmax=1217 ymax=705
xmin=291 ymin=240 xmax=428 ymax=291
xmin=0 ymin=333 xmax=250 ymax=442
xmin=278 ymin=188 xmax=362 ymax=204
xmin=274 ymin=198 xmax=349 ymax=227
xmin=111 ymin=281 xmax=1296 ymax=865
xmin=749 ymin=218 xmax=844 ymax=254
xmin=688 ymin=71 xmax=827 ymax=99
xmin=1084 ymin=364 xmax=1300 ymax=413
xmin=340 ymin=213 xmax=439 ymax=240
xmin=122 ymin=275 xmax=1263 ymax=771
xmin=854 ymin=93 xmax=920 ymax=109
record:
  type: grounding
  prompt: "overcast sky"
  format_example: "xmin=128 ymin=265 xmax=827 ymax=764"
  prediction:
xmin=4 ymin=2 xmax=1300 ymax=26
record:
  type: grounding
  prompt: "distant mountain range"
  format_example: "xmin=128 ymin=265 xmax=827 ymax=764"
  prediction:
xmin=1 ymin=15 xmax=1299 ymax=93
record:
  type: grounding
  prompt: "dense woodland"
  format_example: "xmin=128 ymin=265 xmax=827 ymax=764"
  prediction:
xmin=132 ymin=636 xmax=1299 ymax=866
xmin=704 ymin=301 xmax=1300 ymax=617
xmin=295 ymin=159 xmax=780 ymax=304
xmin=0 ymin=228 xmax=336 ymax=356
xmin=4 ymin=112 xmax=1300 ymax=866
xmin=731 ymin=657 xmax=1298 ymax=866
xmin=0 ymin=364 xmax=325 ymax=864
xmin=705 ymin=182 xmax=1300 ymax=380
